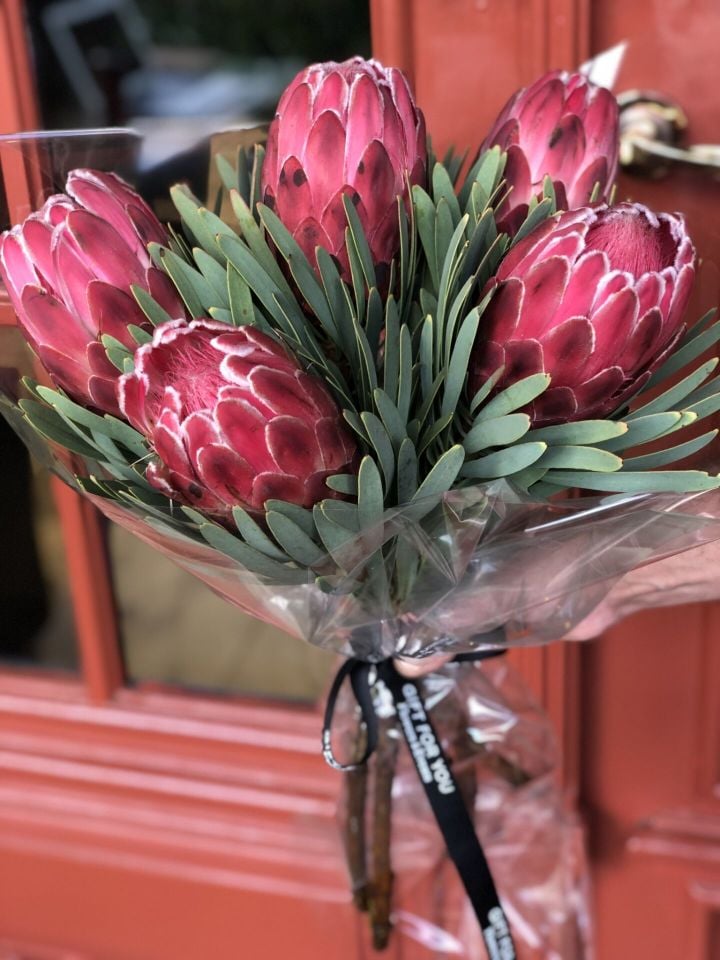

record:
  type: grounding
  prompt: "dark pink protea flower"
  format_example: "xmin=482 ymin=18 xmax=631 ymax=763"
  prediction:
xmin=481 ymin=70 xmax=619 ymax=232
xmin=119 ymin=319 xmax=358 ymax=517
xmin=470 ymin=203 xmax=696 ymax=425
xmin=0 ymin=169 xmax=185 ymax=416
xmin=262 ymin=56 xmax=427 ymax=284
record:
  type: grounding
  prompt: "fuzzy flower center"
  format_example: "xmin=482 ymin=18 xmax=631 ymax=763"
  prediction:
xmin=154 ymin=336 xmax=226 ymax=415
xmin=585 ymin=209 xmax=677 ymax=276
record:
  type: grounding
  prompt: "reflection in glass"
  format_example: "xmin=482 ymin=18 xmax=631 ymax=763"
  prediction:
xmin=0 ymin=327 xmax=77 ymax=670
xmin=111 ymin=524 xmax=335 ymax=703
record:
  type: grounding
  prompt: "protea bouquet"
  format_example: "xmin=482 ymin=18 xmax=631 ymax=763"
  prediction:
xmin=2 ymin=55 xmax=720 ymax=960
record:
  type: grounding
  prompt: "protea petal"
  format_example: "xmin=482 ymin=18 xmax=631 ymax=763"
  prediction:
xmin=345 ymin=73 xmax=385 ymax=174
xmin=277 ymin=81 xmax=313 ymax=165
xmin=276 ymin=157 xmax=313 ymax=234
xmin=266 ymin=416 xmax=323 ymax=475
xmin=62 ymin=209 xmax=146 ymax=290
xmin=87 ymin=281 xmax=148 ymax=348
xmin=252 ymin=473 xmax=307 ymax=508
xmin=18 ymin=219 xmax=56 ymax=290
xmin=351 ymin=139 xmax=396 ymax=234
xmin=20 ymin=286 xmax=91 ymax=360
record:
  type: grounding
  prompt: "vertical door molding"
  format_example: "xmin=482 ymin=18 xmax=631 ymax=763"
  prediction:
xmin=0 ymin=0 xmax=124 ymax=699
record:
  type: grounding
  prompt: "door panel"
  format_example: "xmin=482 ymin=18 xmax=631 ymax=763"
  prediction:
xmin=579 ymin=3 xmax=720 ymax=957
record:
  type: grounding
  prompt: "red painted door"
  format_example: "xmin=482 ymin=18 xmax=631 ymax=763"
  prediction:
xmin=372 ymin=2 xmax=720 ymax=958
xmin=1 ymin=2 xmax=718 ymax=960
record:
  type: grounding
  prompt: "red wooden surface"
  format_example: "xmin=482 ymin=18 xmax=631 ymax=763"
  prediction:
xmin=2 ymin=0 xmax=718 ymax=957
xmin=0 ymin=675 xmax=355 ymax=960
xmin=579 ymin=4 xmax=720 ymax=957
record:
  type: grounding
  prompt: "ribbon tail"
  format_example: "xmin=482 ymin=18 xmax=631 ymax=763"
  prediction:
xmin=377 ymin=660 xmax=518 ymax=960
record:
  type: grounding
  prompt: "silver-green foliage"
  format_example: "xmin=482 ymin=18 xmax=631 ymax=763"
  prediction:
xmin=14 ymin=144 xmax=720 ymax=596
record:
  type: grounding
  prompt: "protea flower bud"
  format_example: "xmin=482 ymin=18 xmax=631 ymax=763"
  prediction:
xmin=470 ymin=203 xmax=696 ymax=425
xmin=261 ymin=56 xmax=427 ymax=284
xmin=481 ymin=70 xmax=619 ymax=231
xmin=119 ymin=319 xmax=358 ymax=517
xmin=0 ymin=169 xmax=185 ymax=416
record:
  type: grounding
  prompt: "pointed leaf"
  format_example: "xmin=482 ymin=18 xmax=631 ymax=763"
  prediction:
xmin=463 ymin=412 xmax=530 ymax=453
xmin=460 ymin=442 xmax=546 ymax=478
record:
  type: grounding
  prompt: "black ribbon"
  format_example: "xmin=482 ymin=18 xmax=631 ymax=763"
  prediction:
xmin=323 ymin=649 xmax=517 ymax=960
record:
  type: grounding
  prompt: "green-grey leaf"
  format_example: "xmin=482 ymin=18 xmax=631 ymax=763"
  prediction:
xmin=600 ymin=412 xmax=685 ymax=451
xmin=231 ymin=506 xmax=289 ymax=561
xmin=229 ymin=189 xmax=294 ymax=296
xmin=432 ymin=162 xmax=462 ymax=224
xmin=227 ymin=264 xmax=256 ymax=327
xmin=463 ymin=412 xmax=530 ymax=453
xmin=264 ymin=499 xmax=317 ymax=537
xmin=622 ymin=429 xmax=718 ymax=470
xmin=413 ymin=186 xmax=439 ymax=290
xmin=196 ymin=520 xmax=308 ymax=582
xmin=101 ymin=334 xmax=132 ymax=372
xmin=685 ymin=391 xmax=720 ymax=421
xmin=360 ymin=412 xmax=395 ymax=489
xmin=373 ymin=388 xmax=407 ymax=448
xmin=127 ymin=324 xmax=152 ymax=345
xmin=326 ymin=474 xmax=359 ymax=495
xmin=511 ymin=198 xmax=554 ymax=246
xmin=470 ymin=367 xmax=504 ymax=412
xmin=194 ymin=247 xmax=231 ymax=306
xmin=645 ymin=315 xmax=720 ymax=388
xmin=537 ymin=445 xmax=622 ymax=472
xmin=441 ymin=306 xmax=480 ymax=418
xmin=528 ymin=420 xmax=627 ymax=445
xmin=357 ymin=456 xmax=385 ymax=534
xmin=160 ymin=248 xmax=215 ymax=315
xmin=266 ymin=511 xmax=326 ymax=566
xmin=542 ymin=470 xmax=720 ymax=493
xmin=20 ymin=398 xmax=101 ymax=459
xmin=170 ymin=184 xmax=222 ymax=260
xmin=397 ymin=437 xmax=418 ymax=503
xmin=36 ymin=386 xmax=148 ymax=459
xmin=132 ymin=285 xmax=173 ymax=327
xmin=475 ymin=373 xmax=550 ymax=421
xmin=412 ymin=444 xmax=465 ymax=501
xmin=629 ymin=358 xmax=718 ymax=418
xmin=460 ymin=442 xmax=546 ymax=479
xmin=343 ymin=194 xmax=376 ymax=291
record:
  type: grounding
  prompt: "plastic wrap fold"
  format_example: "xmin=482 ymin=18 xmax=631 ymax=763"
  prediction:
xmin=4 ymin=389 xmax=720 ymax=662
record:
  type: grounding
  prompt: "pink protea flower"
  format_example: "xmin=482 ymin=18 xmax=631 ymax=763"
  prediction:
xmin=119 ymin=319 xmax=358 ymax=517
xmin=481 ymin=70 xmax=619 ymax=232
xmin=261 ymin=56 xmax=427 ymax=285
xmin=470 ymin=202 xmax=696 ymax=425
xmin=0 ymin=169 xmax=185 ymax=416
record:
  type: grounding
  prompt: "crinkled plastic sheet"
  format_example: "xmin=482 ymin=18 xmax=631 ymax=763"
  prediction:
xmin=4 ymin=390 xmax=720 ymax=661
xmin=336 ymin=657 xmax=592 ymax=959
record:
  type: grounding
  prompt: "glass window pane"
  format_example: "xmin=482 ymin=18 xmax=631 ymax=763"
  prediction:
xmin=0 ymin=327 xmax=78 ymax=671
xmin=111 ymin=524 xmax=335 ymax=703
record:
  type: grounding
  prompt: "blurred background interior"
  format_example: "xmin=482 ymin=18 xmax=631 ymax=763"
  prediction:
xmin=0 ymin=0 xmax=370 ymax=701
